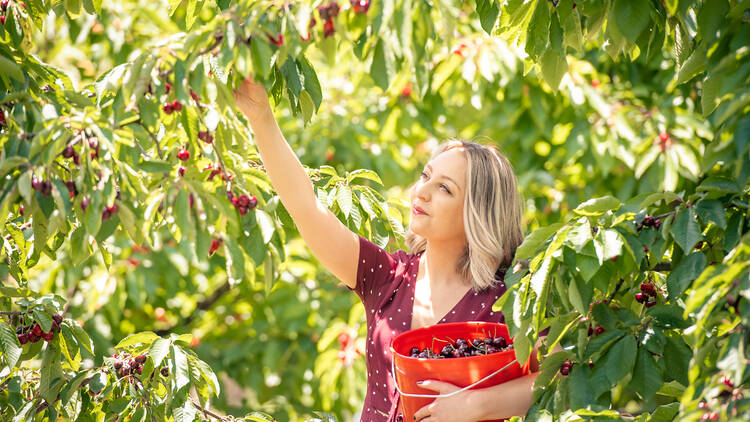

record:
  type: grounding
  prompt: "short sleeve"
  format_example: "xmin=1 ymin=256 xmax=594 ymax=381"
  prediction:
xmin=348 ymin=235 xmax=405 ymax=311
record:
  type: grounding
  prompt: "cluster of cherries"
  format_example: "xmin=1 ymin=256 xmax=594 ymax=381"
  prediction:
xmin=227 ymin=191 xmax=258 ymax=216
xmin=17 ymin=314 xmax=63 ymax=344
xmin=0 ymin=1 xmax=19 ymax=25
xmin=408 ymin=336 xmax=512 ymax=359
xmin=0 ymin=108 xmax=6 ymax=127
xmin=112 ymin=352 xmax=147 ymax=377
xmin=639 ymin=215 xmax=663 ymax=231
xmin=635 ymin=281 xmax=660 ymax=307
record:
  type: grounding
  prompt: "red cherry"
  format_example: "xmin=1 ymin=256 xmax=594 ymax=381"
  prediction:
xmin=594 ymin=325 xmax=605 ymax=336
xmin=165 ymin=83 xmax=172 ymax=94
xmin=323 ymin=19 xmax=335 ymax=37
xmin=171 ymin=100 xmax=182 ymax=112
xmin=32 ymin=324 xmax=43 ymax=337
xmin=591 ymin=79 xmax=600 ymax=87
xmin=268 ymin=33 xmax=284 ymax=46
xmin=401 ymin=82 xmax=412 ymax=98
xmin=178 ymin=166 xmax=186 ymax=177
xmin=635 ymin=293 xmax=646 ymax=303
xmin=659 ymin=132 xmax=669 ymax=142
xmin=190 ymin=90 xmax=201 ymax=103
xmin=177 ymin=148 xmax=190 ymax=161
xmin=352 ymin=0 xmax=370 ymax=13
xmin=163 ymin=103 xmax=174 ymax=114
xmin=62 ymin=145 xmax=75 ymax=158
xmin=337 ymin=332 xmax=350 ymax=347
xmin=0 ymin=16 xmax=5 ymax=25
xmin=42 ymin=331 xmax=54 ymax=342
xmin=18 ymin=204 xmax=23 ymax=216
xmin=18 ymin=333 xmax=28 ymax=345
xmin=721 ymin=376 xmax=734 ymax=388
xmin=208 ymin=238 xmax=222 ymax=256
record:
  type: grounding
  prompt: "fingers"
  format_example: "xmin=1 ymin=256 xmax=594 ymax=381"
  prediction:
xmin=416 ymin=380 xmax=460 ymax=394
xmin=413 ymin=403 xmax=435 ymax=421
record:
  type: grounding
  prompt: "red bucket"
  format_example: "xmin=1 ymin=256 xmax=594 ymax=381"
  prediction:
xmin=390 ymin=322 xmax=529 ymax=422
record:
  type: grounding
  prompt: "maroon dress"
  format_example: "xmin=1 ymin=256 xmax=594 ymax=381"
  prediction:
xmin=347 ymin=235 xmax=508 ymax=422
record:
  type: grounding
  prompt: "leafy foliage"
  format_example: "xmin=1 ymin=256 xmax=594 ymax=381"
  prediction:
xmin=1 ymin=0 xmax=748 ymax=421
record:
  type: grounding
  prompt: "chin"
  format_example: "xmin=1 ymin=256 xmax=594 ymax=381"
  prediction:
xmin=408 ymin=222 xmax=428 ymax=238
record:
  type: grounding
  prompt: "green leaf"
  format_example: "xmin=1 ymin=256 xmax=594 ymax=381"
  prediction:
xmin=612 ymin=0 xmax=651 ymax=42
xmin=300 ymin=90 xmax=315 ymax=124
xmin=347 ymin=169 xmax=383 ymax=185
xmin=18 ymin=171 xmax=32 ymax=203
xmin=539 ymin=49 xmax=567 ymax=91
xmin=298 ymin=56 xmax=322 ymax=109
xmin=598 ymin=335 xmax=637 ymax=392
xmin=525 ymin=0 xmax=550 ymax=60
xmin=115 ymin=332 xmax=159 ymax=349
xmin=88 ymin=371 xmax=108 ymax=393
xmin=694 ymin=199 xmax=726 ymax=229
xmin=39 ymin=343 xmax=63 ymax=404
xmin=647 ymin=304 xmax=690 ymax=329
xmin=671 ymin=208 xmax=701 ymax=253
xmin=181 ymin=105 xmax=199 ymax=143
xmin=650 ymin=403 xmax=680 ymax=422
xmin=574 ymin=196 xmax=621 ymax=216
xmin=150 ymin=337 xmax=170 ymax=367
xmin=255 ymin=210 xmax=275 ymax=244
xmin=172 ymin=346 xmax=191 ymax=393
xmin=223 ymin=237 xmax=246 ymax=281
xmin=666 ymin=252 xmax=707 ymax=300
xmin=250 ymin=37 xmax=273 ymax=79
xmin=0 ymin=322 xmax=22 ymax=368
xmin=475 ymin=0 xmax=500 ymax=34
xmin=515 ymin=223 xmax=564 ymax=259
xmin=336 ymin=185 xmax=353 ymax=218
xmin=281 ymin=58 xmax=302 ymax=97
xmin=0 ymin=54 xmax=25 ymax=83
xmin=173 ymin=397 xmax=197 ymax=422
xmin=33 ymin=307 xmax=53 ymax=333
xmin=139 ymin=159 xmax=173 ymax=173
xmin=71 ymin=324 xmax=94 ymax=358
xmin=370 ymin=41 xmax=395 ymax=90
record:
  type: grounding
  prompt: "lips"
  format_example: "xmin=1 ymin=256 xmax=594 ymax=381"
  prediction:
xmin=413 ymin=205 xmax=428 ymax=215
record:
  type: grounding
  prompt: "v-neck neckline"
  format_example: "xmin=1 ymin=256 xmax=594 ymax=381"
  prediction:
xmin=408 ymin=251 xmax=474 ymax=331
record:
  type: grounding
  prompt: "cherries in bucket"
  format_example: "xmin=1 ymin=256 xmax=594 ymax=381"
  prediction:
xmin=408 ymin=336 xmax=513 ymax=359
xmin=391 ymin=322 xmax=529 ymax=422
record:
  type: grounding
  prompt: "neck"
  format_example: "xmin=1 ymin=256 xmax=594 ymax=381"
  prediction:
xmin=420 ymin=238 xmax=470 ymax=288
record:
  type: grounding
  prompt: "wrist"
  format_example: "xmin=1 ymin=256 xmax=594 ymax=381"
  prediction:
xmin=245 ymin=106 xmax=275 ymax=129
xmin=467 ymin=389 xmax=489 ymax=421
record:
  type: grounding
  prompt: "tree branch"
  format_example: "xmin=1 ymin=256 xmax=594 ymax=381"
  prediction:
xmin=155 ymin=281 xmax=231 ymax=336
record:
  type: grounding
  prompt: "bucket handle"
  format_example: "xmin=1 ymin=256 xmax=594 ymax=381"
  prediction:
xmin=390 ymin=358 xmax=518 ymax=398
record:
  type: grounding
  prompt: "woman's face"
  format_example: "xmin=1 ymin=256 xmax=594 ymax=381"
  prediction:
xmin=409 ymin=148 xmax=467 ymax=244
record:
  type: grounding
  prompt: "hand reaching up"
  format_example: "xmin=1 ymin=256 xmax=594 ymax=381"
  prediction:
xmin=233 ymin=76 xmax=273 ymax=124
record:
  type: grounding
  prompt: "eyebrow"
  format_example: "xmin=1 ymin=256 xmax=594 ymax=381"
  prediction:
xmin=425 ymin=164 xmax=460 ymax=191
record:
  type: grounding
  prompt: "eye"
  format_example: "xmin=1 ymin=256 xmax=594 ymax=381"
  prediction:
xmin=440 ymin=184 xmax=451 ymax=194
xmin=420 ymin=172 xmax=429 ymax=179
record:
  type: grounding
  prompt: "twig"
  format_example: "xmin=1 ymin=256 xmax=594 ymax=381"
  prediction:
xmin=607 ymin=278 xmax=625 ymax=302
xmin=190 ymin=397 xmax=228 ymax=421
xmin=653 ymin=262 xmax=672 ymax=272
xmin=138 ymin=121 xmax=164 ymax=160
xmin=155 ymin=281 xmax=231 ymax=336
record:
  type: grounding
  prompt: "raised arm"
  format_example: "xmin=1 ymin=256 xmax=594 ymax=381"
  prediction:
xmin=233 ymin=78 xmax=360 ymax=289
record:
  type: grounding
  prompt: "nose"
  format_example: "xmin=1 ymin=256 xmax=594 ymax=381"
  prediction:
xmin=414 ymin=180 xmax=431 ymax=202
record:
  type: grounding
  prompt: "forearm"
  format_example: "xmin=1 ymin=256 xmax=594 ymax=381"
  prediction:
xmin=245 ymin=109 xmax=317 ymax=219
xmin=469 ymin=373 xmax=538 ymax=420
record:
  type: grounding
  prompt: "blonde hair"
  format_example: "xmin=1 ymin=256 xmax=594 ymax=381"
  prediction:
xmin=405 ymin=139 xmax=524 ymax=292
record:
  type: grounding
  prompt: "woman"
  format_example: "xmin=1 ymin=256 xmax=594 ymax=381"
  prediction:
xmin=234 ymin=78 xmax=539 ymax=422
